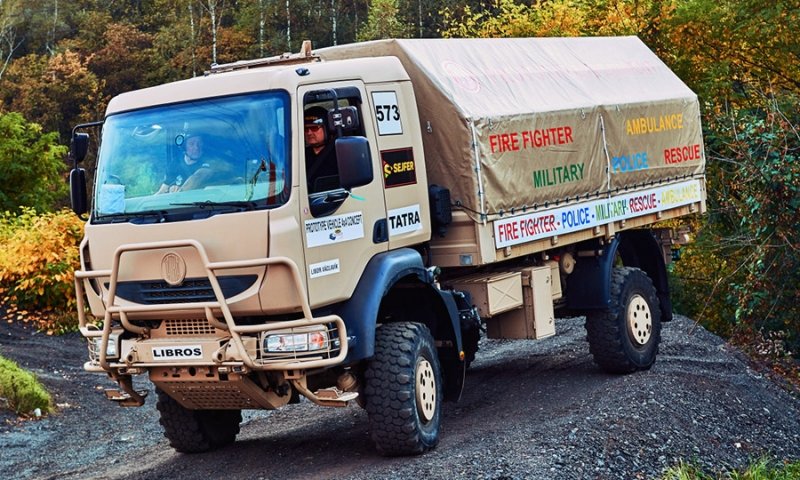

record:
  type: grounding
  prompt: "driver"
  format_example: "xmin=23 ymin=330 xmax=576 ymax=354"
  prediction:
xmin=157 ymin=134 xmax=215 ymax=193
xmin=304 ymin=106 xmax=339 ymax=192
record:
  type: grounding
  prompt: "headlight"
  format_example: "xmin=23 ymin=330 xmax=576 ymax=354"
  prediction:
xmin=263 ymin=328 xmax=329 ymax=353
xmin=91 ymin=333 xmax=120 ymax=359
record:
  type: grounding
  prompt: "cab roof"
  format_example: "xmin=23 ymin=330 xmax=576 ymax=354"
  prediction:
xmin=105 ymin=56 xmax=410 ymax=115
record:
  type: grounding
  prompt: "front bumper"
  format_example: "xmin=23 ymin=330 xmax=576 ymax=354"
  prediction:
xmin=77 ymin=239 xmax=348 ymax=374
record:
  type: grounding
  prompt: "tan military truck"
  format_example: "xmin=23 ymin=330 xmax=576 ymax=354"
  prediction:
xmin=67 ymin=37 xmax=706 ymax=455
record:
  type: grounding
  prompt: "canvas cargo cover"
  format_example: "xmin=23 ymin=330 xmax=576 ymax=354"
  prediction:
xmin=318 ymin=37 xmax=705 ymax=218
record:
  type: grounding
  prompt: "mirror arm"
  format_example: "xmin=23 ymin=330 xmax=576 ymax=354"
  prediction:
xmin=71 ymin=120 xmax=105 ymax=137
xmin=326 ymin=89 xmax=344 ymax=139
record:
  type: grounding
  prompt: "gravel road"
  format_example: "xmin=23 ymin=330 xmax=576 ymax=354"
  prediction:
xmin=1 ymin=314 xmax=799 ymax=480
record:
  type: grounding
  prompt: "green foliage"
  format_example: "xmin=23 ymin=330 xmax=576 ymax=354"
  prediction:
xmin=672 ymin=93 xmax=800 ymax=351
xmin=441 ymin=0 xmax=539 ymax=38
xmin=441 ymin=0 xmax=665 ymax=39
xmin=0 ymin=208 xmax=84 ymax=331
xmin=0 ymin=112 xmax=68 ymax=212
xmin=669 ymin=218 xmax=738 ymax=338
xmin=0 ymin=354 xmax=52 ymax=415
xmin=669 ymin=0 xmax=800 ymax=102
xmin=358 ymin=0 xmax=412 ymax=41
xmin=661 ymin=457 xmax=800 ymax=480
xmin=662 ymin=459 xmax=716 ymax=480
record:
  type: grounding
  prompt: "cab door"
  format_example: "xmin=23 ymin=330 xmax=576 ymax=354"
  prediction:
xmin=299 ymin=82 xmax=388 ymax=308
xmin=367 ymin=81 xmax=432 ymax=251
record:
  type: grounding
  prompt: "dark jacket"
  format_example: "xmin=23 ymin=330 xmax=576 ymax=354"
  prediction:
xmin=305 ymin=143 xmax=339 ymax=192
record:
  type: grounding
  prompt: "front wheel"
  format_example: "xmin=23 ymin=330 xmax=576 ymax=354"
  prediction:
xmin=364 ymin=322 xmax=443 ymax=456
xmin=156 ymin=389 xmax=242 ymax=453
xmin=585 ymin=267 xmax=662 ymax=373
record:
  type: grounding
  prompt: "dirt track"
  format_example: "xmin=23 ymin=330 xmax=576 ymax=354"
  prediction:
xmin=1 ymin=315 xmax=799 ymax=480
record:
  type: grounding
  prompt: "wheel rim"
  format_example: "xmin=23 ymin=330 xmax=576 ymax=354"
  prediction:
xmin=415 ymin=358 xmax=437 ymax=423
xmin=627 ymin=294 xmax=652 ymax=346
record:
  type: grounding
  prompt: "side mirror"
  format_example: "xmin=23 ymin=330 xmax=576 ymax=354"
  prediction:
xmin=70 ymin=168 xmax=88 ymax=216
xmin=335 ymin=136 xmax=373 ymax=190
xmin=70 ymin=132 xmax=90 ymax=164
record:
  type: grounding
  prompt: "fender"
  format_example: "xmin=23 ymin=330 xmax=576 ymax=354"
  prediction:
xmin=334 ymin=248 xmax=464 ymax=364
xmin=617 ymin=230 xmax=673 ymax=322
xmin=565 ymin=230 xmax=672 ymax=321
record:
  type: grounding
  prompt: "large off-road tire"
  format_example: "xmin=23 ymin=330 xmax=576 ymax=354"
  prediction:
xmin=156 ymin=389 xmax=242 ymax=453
xmin=585 ymin=267 xmax=661 ymax=374
xmin=364 ymin=322 xmax=443 ymax=456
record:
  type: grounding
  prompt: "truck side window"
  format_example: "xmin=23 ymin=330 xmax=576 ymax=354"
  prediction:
xmin=304 ymin=106 xmax=340 ymax=194
xmin=303 ymin=92 xmax=367 ymax=217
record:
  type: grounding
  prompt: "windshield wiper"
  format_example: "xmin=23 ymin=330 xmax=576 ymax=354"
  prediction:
xmin=95 ymin=210 xmax=168 ymax=223
xmin=170 ymin=200 xmax=260 ymax=210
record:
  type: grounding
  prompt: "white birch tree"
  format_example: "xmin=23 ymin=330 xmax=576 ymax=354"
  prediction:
xmin=188 ymin=1 xmax=198 ymax=76
xmin=199 ymin=0 xmax=224 ymax=64
xmin=286 ymin=0 xmax=291 ymax=51
xmin=0 ymin=0 xmax=22 ymax=79
xmin=330 ymin=0 xmax=337 ymax=45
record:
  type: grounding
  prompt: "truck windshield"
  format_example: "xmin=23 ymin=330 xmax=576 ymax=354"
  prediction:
xmin=92 ymin=91 xmax=290 ymax=223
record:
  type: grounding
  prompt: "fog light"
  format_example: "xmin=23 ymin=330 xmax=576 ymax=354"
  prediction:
xmin=264 ymin=329 xmax=329 ymax=353
xmin=92 ymin=333 xmax=120 ymax=359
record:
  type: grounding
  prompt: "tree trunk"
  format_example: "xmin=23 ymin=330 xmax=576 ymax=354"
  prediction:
xmin=331 ymin=0 xmax=337 ymax=45
xmin=47 ymin=0 xmax=58 ymax=56
xmin=286 ymin=0 xmax=291 ymax=51
xmin=0 ymin=1 xmax=22 ymax=79
xmin=208 ymin=1 xmax=219 ymax=64
xmin=211 ymin=4 xmax=217 ymax=64
xmin=418 ymin=0 xmax=422 ymax=37
xmin=0 ymin=27 xmax=19 ymax=80
xmin=199 ymin=1 xmax=223 ymax=65
xmin=258 ymin=0 xmax=266 ymax=56
xmin=189 ymin=2 xmax=197 ymax=77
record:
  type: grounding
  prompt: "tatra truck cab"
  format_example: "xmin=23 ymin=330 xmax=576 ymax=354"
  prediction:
xmin=68 ymin=37 xmax=706 ymax=454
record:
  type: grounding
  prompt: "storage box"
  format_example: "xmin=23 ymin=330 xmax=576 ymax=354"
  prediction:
xmin=486 ymin=266 xmax=555 ymax=340
xmin=547 ymin=261 xmax=563 ymax=300
xmin=449 ymin=272 xmax=522 ymax=318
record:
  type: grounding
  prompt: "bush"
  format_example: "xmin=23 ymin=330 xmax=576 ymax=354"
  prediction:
xmin=0 ymin=208 xmax=84 ymax=333
xmin=0 ymin=112 xmax=68 ymax=212
xmin=0 ymin=354 xmax=52 ymax=415
xmin=670 ymin=222 xmax=738 ymax=338
xmin=671 ymin=93 xmax=800 ymax=355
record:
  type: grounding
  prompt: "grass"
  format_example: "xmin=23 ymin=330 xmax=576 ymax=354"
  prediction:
xmin=0 ymin=353 xmax=52 ymax=415
xmin=662 ymin=458 xmax=800 ymax=480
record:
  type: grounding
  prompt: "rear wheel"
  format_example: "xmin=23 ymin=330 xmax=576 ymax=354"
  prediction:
xmin=585 ymin=267 xmax=661 ymax=373
xmin=364 ymin=322 xmax=443 ymax=456
xmin=156 ymin=389 xmax=241 ymax=453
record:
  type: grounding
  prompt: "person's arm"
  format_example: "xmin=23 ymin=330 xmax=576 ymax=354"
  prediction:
xmin=180 ymin=164 xmax=213 ymax=190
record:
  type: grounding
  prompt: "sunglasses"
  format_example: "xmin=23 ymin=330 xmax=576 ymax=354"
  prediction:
xmin=305 ymin=124 xmax=323 ymax=132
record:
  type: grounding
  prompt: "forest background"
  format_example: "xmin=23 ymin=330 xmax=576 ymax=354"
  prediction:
xmin=0 ymin=0 xmax=798 ymax=369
